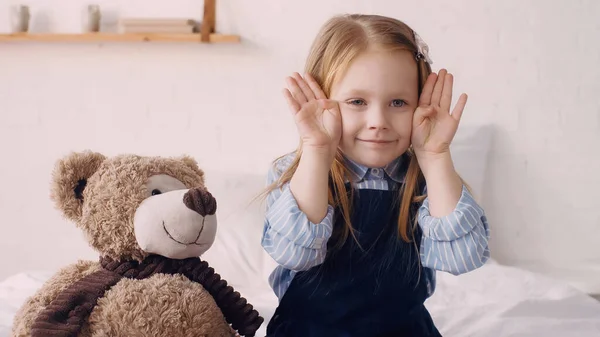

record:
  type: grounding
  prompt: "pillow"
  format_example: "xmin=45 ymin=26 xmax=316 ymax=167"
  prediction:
xmin=201 ymin=170 xmax=269 ymax=289
xmin=448 ymin=123 xmax=493 ymax=201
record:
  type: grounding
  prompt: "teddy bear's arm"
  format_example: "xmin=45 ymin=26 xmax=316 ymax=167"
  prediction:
xmin=185 ymin=262 xmax=264 ymax=337
xmin=11 ymin=260 xmax=101 ymax=337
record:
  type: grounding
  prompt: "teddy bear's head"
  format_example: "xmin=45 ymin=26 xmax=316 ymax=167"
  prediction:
xmin=50 ymin=150 xmax=218 ymax=262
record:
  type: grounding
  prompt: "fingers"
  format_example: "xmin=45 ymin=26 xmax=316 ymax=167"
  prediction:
xmin=304 ymin=73 xmax=327 ymax=100
xmin=412 ymin=106 xmax=436 ymax=129
xmin=291 ymin=72 xmax=316 ymax=101
xmin=286 ymin=72 xmax=326 ymax=103
xmin=283 ymin=88 xmax=301 ymax=113
xmin=284 ymin=71 xmax=330 ymax=116
xmin=318 ymin=99 xmax=339 ymax=111
xmin=419 ymin=73 xmax=437 ymax=106
xmin=414 ymin=105 xmax=435 ymax=121
xmin=286 ymin=76 xmax=308 ymax=104
xmin=451 ymin=93 xmax=468 ymax=121
xmin=318 ymin=99 xmax=341 ymax=118
xmin=440 ymin=72 xmax=453 ymax=113
xmin=431 ymin=69 xmax=447 ymax=107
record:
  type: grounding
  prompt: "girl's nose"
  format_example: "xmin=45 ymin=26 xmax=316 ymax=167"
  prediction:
xmin=366 ymin=107 xmax=389 ymax=130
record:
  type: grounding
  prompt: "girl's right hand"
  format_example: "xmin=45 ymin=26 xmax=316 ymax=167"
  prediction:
xmin=283 ymin=73 xmax=342 ymax=157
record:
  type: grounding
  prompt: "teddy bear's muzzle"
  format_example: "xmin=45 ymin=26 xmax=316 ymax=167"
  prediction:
xmin=183 ymin=187 xmax=217 ymax=217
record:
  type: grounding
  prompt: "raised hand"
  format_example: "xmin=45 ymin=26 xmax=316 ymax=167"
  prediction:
xmin=411 ymin=69 xmax=468 ymax=159
xmin=283 ymin=72 xmax=342 ymax=157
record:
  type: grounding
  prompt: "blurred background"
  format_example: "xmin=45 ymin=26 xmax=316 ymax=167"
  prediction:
xmin=0 ymin=0 xmax=598 ymax=300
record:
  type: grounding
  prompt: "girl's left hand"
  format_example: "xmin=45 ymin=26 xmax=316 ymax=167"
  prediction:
xmin=411 ymin=69 xmax=468 ymax=159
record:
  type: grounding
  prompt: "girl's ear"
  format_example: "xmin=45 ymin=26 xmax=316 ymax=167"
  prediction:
xmin=50 ymin=150 xmax=106 ymax=222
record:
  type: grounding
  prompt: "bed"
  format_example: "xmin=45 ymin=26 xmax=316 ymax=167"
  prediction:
xmin=2 ymin=260 xmax=600 ymax=337
xmin=2 ymin=125 xmax=600 ymax=336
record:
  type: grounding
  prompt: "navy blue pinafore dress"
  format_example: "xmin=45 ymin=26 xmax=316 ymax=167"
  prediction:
xmin=265 ymin=185 xmax=442 ymax=337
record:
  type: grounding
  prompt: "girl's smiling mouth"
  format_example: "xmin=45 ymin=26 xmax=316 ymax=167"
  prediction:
xmin=357 ymin=138 xmax=397 ymax=144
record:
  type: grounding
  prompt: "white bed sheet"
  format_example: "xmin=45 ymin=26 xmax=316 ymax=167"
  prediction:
xmin=1 ymin=262 xmax=599 ymax=337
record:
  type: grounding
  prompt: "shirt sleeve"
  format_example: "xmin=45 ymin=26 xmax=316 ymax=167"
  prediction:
xmin=261 ymin=153 xmax=335 ymax=271
xmin=418 ymin=184 xmax=491 ymax=275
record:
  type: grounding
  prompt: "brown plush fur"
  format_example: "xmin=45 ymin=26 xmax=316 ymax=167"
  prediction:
xmin=87 ymin=274 xmax=232 ymax=337
xmin=49 ymin=151 xmax=205 ymax=262
xmin=49 ymin=151 xmax=106 ymax=222
xmin=11 ymin=261 xmax=102 ymax=337
xmin=12 ymin=151 xmax=254 ymax=337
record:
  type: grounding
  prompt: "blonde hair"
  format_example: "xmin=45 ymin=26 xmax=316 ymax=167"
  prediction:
xmin=264 ymin=14 xmax=436 ymax=252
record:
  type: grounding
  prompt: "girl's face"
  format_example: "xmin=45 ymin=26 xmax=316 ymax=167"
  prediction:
xmin=330 ymin=48 xmax=419 ymax=168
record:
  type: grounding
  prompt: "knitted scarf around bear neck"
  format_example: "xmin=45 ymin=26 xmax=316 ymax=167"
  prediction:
xmin=30 ymin=254 xmax=264 ymax=337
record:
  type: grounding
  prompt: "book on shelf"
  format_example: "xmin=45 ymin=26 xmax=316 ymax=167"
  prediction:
xmin=118 ymin=18 xmax=198 ymax=34
xmin=120 ymin=25 xmax=195 ymax=34
xmin=119 ymin=18 xmax=196 ymax=26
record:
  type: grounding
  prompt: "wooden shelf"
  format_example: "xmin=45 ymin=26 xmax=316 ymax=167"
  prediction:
xmin=0 ymin=32 xmax=240 ymax=43
xmin=0 ymin=0 xmax=239 ymax=44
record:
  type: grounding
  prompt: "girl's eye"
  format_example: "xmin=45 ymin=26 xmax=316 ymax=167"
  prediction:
xmin=391 ymin=99 xmax=406 ymax=107
xmin=347 ymin=99 xmax=366 ymax=106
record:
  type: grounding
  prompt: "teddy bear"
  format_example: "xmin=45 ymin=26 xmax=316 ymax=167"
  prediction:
xmin=11 ymin=150 xmax=264 ymax=337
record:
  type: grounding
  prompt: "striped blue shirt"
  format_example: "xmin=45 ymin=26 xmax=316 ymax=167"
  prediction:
xmin=261 ymin=152 xmax=491 ymax=301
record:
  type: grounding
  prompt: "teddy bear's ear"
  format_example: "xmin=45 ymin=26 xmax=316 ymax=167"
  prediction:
xmin=50 ymin=150 xmax=106 ymax=222
xmin=179 ymin=155 xmax=203 ymax=174
xmin=178 ymin=155 xmax=205 ymax=182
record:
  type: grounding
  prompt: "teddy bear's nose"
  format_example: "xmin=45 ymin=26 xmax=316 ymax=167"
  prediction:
xmin=183 ymin=187 xmax=217 ymax=217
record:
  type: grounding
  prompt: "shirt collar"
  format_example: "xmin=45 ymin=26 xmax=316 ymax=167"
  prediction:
xmin=342 ymin=153 xmax=407 ymax=183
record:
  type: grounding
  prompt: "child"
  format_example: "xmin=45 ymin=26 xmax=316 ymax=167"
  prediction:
xmin=261 ymin=13 xmax=490 ymax=337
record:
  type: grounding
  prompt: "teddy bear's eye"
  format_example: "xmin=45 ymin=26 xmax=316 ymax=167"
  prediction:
xmin=146 ymin=175 xmax=186 ymax=198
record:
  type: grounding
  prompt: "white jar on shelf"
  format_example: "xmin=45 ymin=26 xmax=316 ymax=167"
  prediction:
xmin=10 ymin=5 xmax=30 ymax=33
xmin=82 ymin=5 xmax=101 ymax=33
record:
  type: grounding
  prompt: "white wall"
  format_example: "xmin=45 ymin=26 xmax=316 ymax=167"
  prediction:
xmin=1 ymin=0 xmax=599 ymax=293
